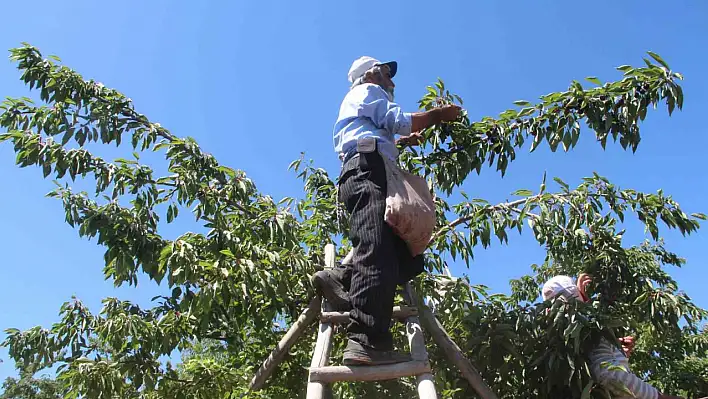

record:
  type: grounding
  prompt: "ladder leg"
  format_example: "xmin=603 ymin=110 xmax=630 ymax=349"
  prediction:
xmin=249 ymin=296 xmax=321 ymax=391
xmin=412 ymin=286 xmax=499 ymax=399
xmin=306 ymin=244 xmax=337 ymax=399
xmin=403 ymin=284 xmax=438 ymax=399
xmin=306 ymin=312 xmax=335 ymax=399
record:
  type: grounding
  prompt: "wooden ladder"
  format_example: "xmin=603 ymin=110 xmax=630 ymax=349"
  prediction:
xmin=248 ymin=244 xmax=499 ymax=399
xmin=306 ymin=244 xmax=437 ymax=398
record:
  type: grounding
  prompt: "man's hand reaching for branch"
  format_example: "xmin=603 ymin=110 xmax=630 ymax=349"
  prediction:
xmin=401 ymin=104 xmax=462 ymax=148
xmin=410 ymin=104 xmax=461 ymax=134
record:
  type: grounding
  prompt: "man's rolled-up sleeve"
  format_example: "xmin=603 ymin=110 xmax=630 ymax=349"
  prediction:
xmin=355 ymin=85 xmax=413 ymax=136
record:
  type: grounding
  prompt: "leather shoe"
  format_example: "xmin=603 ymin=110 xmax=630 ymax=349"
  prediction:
xmin=342 ymin=339 xmax=411 ymax=366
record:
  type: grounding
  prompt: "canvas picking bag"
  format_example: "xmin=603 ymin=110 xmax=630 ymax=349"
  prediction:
xmin=381 ymin=156 xmax=436 ymax=256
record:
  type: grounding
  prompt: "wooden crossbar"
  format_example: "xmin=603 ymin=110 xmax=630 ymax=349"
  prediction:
xmin=319 ymin=306 xmax=418 ymax=324
xmin=309 ymin=361 xmax=431 ymax=383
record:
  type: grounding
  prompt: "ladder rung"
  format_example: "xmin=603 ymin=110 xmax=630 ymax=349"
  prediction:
xmin=308 ymin=361 xmax=431 ymax=383
xmin=319 ymin=306 xmax=418 ymax=324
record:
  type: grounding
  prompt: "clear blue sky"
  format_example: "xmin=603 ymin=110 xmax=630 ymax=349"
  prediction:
xmin=1 ymin=1 xmax=707 ymax=381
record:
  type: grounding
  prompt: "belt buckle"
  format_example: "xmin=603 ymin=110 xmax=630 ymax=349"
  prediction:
xmin=356 ymin=136 xmax=376 ymax=153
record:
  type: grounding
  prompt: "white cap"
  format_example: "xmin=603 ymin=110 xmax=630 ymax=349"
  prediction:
xmin=541 ymin=275 xmax=580 ymax=301
xmin=347 ymin=56 xmax=397 ymax=83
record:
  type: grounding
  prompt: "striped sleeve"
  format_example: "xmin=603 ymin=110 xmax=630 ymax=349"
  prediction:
xmin=589 ymin=340 xmax=658 ymax=399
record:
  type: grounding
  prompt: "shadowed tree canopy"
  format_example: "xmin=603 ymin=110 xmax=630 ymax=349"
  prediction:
xmin=1 ymin=44 xmax=706 ymax=398
xmin=1 ymin=364 xmax=62 ymax=399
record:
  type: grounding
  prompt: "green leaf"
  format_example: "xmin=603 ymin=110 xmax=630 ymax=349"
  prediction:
xmin=513 ymin=100 xmax=531 ymax=106
xmin=553 ymin=177 xmax=569 ymax=191
xmin=530 ymin=134 xmax=543 ymax=153
xmin=562 ymin=131 xmax=572 ymax=151
xmin=219 ymin=249 xmax=234 ymax=257
xmin=633 ymin=292 xmax=648 ymax=305
xmin=0 ymin=133 xmax=14 ymax=143
xmin=61 ymin=129 xmax=74 ymax=146
xmin=287 ymin=158 xmax=302 ymax=171
xmin=512 ymin=189 xmax=533 ymax=197
xmin=585 ymin=76 xmax=602 ymax=85
xmin=691 ymin=212 xmax=707 ymax=220
xmin=647 ymin=51 xmax=670 ymax=70
xmin=167 ymin=204 xmax=175 ymax=223
xmin=518 ymin=107 xmax=536 ymax=117
xmin=153 ymin=142 xmax=171 ymax=152
xmin=616 ymin=65 xmax=632 ymax=72
xmin=676 ymin=85 xmax=684 ymax=109
xmin=216 ymin=165 xmax=236 ymax=178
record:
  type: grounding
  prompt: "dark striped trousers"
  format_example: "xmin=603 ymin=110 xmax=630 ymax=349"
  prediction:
xmin=338 ymin=151 xmax=424 ymax=350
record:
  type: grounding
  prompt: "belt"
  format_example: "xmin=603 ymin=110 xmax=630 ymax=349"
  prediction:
xmin=341 ymin=150 xmax=360 ymax=165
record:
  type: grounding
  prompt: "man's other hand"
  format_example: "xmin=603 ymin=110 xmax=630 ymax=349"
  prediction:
xmin=619 ymin=336 xmax=635 ymax=357
xmin=397 ymin=132 xmax=424 ymax=147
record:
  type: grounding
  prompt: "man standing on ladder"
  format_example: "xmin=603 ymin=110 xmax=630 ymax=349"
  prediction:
xmin=312 ymin=56 xmax=460 ymax=366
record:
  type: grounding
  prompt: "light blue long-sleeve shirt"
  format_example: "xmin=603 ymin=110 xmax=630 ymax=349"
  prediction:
xmin=333 ymin=83 xmax=413 ymax=161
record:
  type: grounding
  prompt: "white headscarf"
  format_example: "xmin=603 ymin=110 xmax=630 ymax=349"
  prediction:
xmin=541 ymin=275 xmax=581 ymax=301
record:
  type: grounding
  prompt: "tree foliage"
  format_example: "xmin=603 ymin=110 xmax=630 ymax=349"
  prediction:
xmin=1 ymin=363 xmax=63 ymax=399
xmin=1 ymin=376 xmax=62 ymax=399
xmin=1 ymin=44 xmax=705 ymax=398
